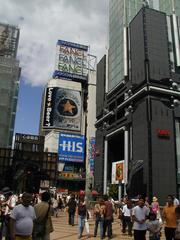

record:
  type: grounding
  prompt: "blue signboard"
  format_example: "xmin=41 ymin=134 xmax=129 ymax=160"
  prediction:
xmin=58 ymin=133 xmax=85 ymax=162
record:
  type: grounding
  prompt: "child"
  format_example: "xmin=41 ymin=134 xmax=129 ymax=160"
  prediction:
xmin=147 ymin=212 xmax=161 ymax=240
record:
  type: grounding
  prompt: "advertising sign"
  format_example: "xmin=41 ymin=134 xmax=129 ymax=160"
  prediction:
xmin=43 ymin=87 xmax=82 ymax=131
xmin=112 ymin=160 xmax=124 ymax=184
xmin=58 ymin=133 xmax=85 ymax=162
xmin=53 ymin=40 xmax=88 ymax=82
xmin=88 ymin=137 xmax=95 ymax=174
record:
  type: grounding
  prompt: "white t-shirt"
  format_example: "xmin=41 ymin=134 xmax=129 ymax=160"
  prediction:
xmin=122 ymin=205 xmax=133 ymax=217
xmin=174 ymin=198 xmax=179 ymax=206
xmin=11 ymin=204 xmax=36 ymax=236
xmin=132 ymin=205 xmax=150 ymax=230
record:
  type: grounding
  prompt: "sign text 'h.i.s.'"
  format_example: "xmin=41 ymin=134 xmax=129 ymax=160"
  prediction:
xmin=58 ymin=133 xmax=85 ymax=163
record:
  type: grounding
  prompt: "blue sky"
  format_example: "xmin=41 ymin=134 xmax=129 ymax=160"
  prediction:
xmin=0 ymin=0 xmax=108 ymax=135
xmin=14 ymin=79 xmax=44 ymax=135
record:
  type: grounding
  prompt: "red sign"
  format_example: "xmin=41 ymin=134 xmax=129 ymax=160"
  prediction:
xmin=156 ymin=129 xmax=170 ymax=138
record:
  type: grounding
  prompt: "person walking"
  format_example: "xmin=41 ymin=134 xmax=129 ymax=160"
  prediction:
xmin=10 ymin=192 xmax=36 ymax=240
xmin=132 ymin=197 xmax=150 ymax=240
xmin=103 ymin=195 xmax=114 ymax=240
xmin=2 ymin=190 xmax=17 ymax=240
xmin=77 ymin=196 xmax=87 ymax=239
xmin=162 ymin=195 xmax=177 ymax=240
xmin=175 ymin=205 xmax=180 ymax=239
xmin=51 ymin=195 xmax=58 ymax=217
xmin=151 ymin=197 xmax=159 ymax=215
xmin=93 ymin=198 xmax=105 ymax=239
xmin=67 ymin=194 xmax=77 ymax=226
xmin=121 ymin=199 xmax=133 ymax=236
xmin=33 ymin=191 xmax=54 ymax=240
xmin=147 ymin=212 xmax=161 ymax=240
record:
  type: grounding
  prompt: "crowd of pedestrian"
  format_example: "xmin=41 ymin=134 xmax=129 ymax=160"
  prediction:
xmin=118 ymin=194 xmax=180 ymax=240
xmin=1 ymin=188 xmax=180 ymax=240
xmin=0 ymin=188 xmax=56 ymax=240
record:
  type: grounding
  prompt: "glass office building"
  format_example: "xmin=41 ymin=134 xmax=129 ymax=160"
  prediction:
xmin=108 ymin=0 xmax=180 ymax=91
xmin=0 ymin=23 xmax=20 ymax=148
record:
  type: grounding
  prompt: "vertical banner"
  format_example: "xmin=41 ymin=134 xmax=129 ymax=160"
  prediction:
xmin=88 ymin=137 xmax=96 ymax=175
xmin=43 ymin=87 xmax=82 ymax=131
xmin=116 ymin=161 xmax=124 ymax=182
xmin=112 ymin=160 xmax=124 ymax=184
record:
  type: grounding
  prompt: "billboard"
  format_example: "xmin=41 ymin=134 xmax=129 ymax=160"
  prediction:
xmin=0 ymin=24 xmax=19 ymax=57
xmin=58 ymin=133 xmax=85 ymax=162
xmin=112 ymin=160 xmax=124 ymax=184
xmin=43 ymin=87 xmax=82 ymax=131
xmin=88 ymin=137 xmax=95 ymax=175
xmin=53 ymin=40 xmax=88 ymax=82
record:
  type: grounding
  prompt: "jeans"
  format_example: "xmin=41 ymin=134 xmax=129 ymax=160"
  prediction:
xmin=164 ymin=227 xmax=176 ymax=240
xmin=68 ymin=212 xmax=75 ymax=225
xmin=134 ymin=229 xmax=146 ymax=240
xmin=103 ymin=219 xmax=113 ymax=239
xmin=94 ymin=217 xmax=104 ymax=238
xmin=78 ymin=215 xmax=85 ymax=237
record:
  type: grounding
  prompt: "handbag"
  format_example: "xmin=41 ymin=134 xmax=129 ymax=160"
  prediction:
xmin=34 ymin=204 xmax=50 ymax=237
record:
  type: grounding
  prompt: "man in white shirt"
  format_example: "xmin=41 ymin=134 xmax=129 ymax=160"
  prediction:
xmin=122 ymin=199 xmax=133 ymax=236
xmin=132 ymin=197 xmax=150 ymax=240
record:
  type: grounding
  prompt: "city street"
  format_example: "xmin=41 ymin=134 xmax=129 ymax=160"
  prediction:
xmin=50 ymin=211 xmax=166 ymax=240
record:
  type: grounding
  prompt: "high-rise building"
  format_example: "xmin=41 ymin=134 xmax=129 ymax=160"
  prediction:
xmin=108 ymin=0 xmax=180 ymax=91
xmin=0 ymin=23 xmax=21 ymax=148
xmin=95 ymin=0 xmax=180 ymax=203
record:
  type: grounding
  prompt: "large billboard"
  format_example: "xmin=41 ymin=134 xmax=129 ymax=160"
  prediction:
xmin=53 ymin=40 xmax=88 ymax=82
xmin=0 ymin=24 xmax=19 ymax=57
xmin=43 ymin=87 xmax=82 ymax=131
xmin=58 ymin=133 xmax=85 ymax=162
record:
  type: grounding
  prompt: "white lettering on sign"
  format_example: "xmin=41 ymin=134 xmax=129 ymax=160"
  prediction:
xmin=45 ymin=87 xmax=53 ymax=126
xmin=60 ymin=140 xmax=83 ymax=153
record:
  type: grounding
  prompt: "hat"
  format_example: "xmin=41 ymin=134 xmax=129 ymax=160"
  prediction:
xmin=152 ymin=196 xmax=158 ymax=202
xmin=1 ymin=187 xmax=12 ymax=195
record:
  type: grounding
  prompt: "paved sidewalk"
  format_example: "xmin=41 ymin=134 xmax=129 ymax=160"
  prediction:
xmin=50 ymin=211 xmax=166 ymax=240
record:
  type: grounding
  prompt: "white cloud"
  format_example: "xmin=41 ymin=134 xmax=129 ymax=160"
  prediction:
xmin=0 ymin=0 xmax=108 ymax=86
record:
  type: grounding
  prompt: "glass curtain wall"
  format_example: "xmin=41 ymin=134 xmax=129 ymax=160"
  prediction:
xmin=108 ymin=0 xmax=154 ymax=91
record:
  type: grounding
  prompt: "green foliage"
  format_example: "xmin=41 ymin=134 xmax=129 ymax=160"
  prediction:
xmin=108 ymin=184 xmax=118 ymax=199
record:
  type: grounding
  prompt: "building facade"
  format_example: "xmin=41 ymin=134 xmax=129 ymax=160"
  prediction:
xmin=95 ymin=1 xmax=180 ymax=203
xmin=0 ymin=23 xmax=21 ymax=148
xmin=39 ymin=40 xmax=97 ymax=194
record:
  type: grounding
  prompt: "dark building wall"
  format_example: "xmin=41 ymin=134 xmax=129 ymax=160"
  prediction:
xmin=94 ymin=128 xmax=104 ymax=194
xmin=151 ymin=99 xmax=176 ymax=201
xmin=145 ymin=8 xmax=171 ymax=81
xmin=130 ymin=8 xmax=170 ymax=86
xmin=96 ymin=55 xmax=106 ymax=118
xmin=129 ymin=100 xmax=149 ymax=196
xmin=130 ymin=8 xmax=145 ymax=85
